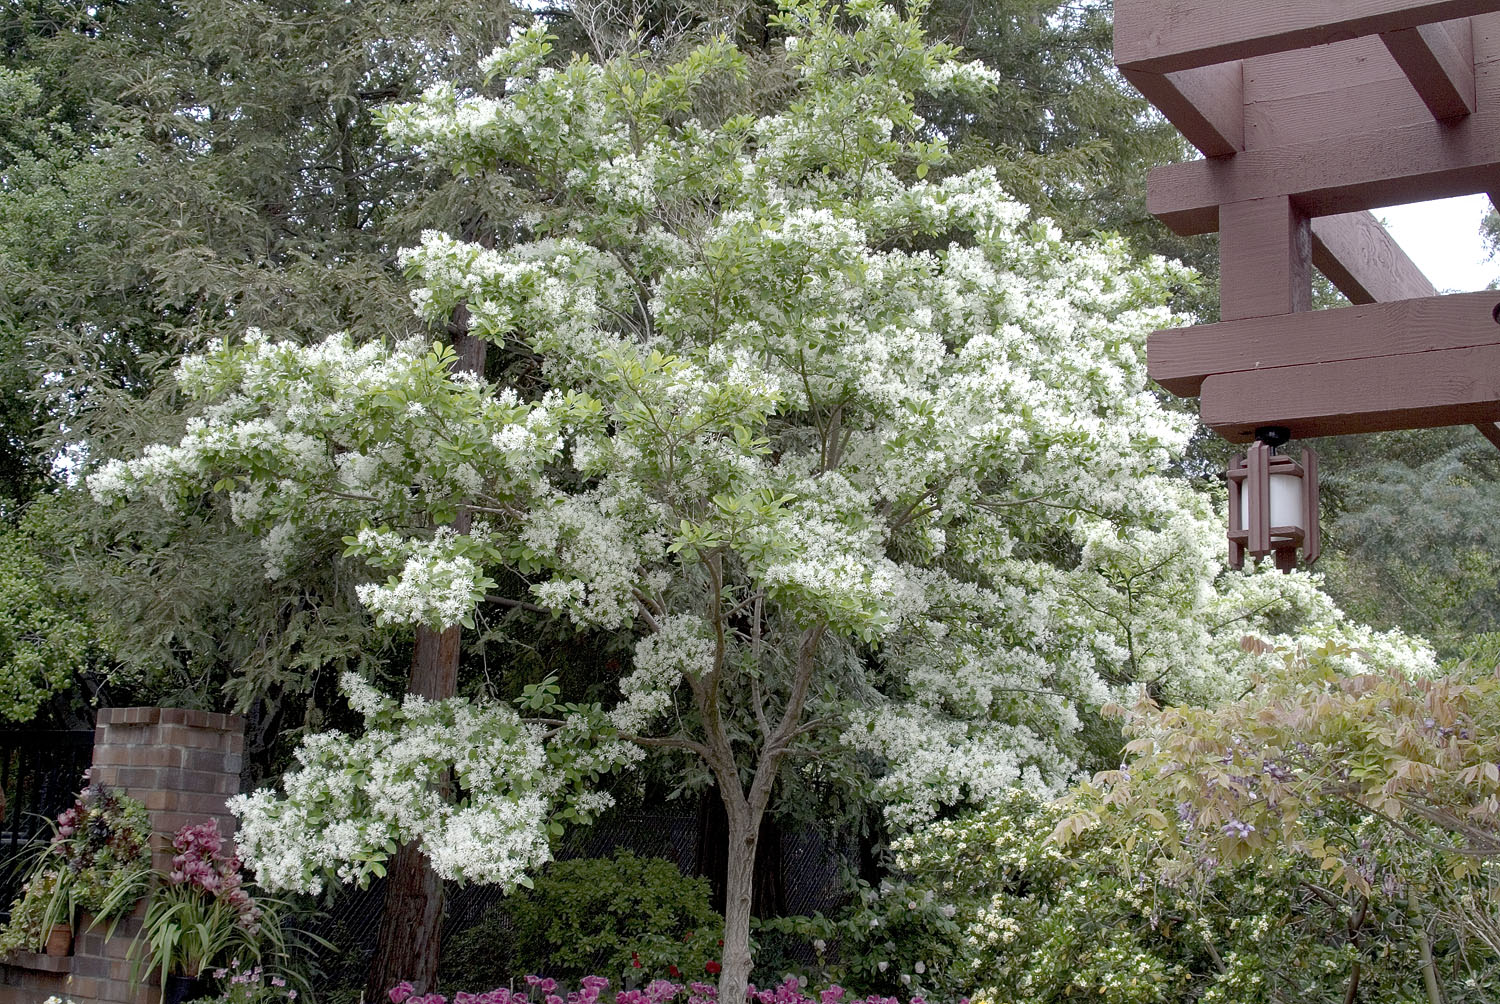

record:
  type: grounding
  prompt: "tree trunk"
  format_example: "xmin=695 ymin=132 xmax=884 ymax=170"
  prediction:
xmin=365 ymin=838 xmax=445 ymax=999
xmin=719 ymin=802 xmax=761 ymax=1004
xmin=709 ymin=624 xmax=823 ymax=1004
xmin=364 ymin=322 xmax=486 ymax=1000
xmin=1409 ymin=887 xmax=1445 ymax=1004
xmin=364 ymin=624 xmax=461 ymax=1000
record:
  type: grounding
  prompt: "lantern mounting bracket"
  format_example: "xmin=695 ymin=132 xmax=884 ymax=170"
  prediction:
xmin=1254 ymin=426 xmax=1292 ymax=448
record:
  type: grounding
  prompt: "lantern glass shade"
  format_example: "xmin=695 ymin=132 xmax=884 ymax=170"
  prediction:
xmin=1236 ymin=473 xmax=1306 ymax=532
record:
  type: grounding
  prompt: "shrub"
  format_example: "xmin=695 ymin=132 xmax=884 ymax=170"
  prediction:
xmin=0 ymin=780 xmax=150 ymax=953
xmin=440 ymin=851 xmax=723 ymax=990
xmin=842 ymin=788 xmax=1500 ymax=1004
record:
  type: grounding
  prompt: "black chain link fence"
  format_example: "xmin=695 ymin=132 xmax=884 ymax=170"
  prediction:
xmin=302 ymin=809 xmax=857 ymax=999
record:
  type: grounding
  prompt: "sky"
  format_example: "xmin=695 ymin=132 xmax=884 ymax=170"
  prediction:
xmin=1377 ymin=193 xmax=1495 ymax=293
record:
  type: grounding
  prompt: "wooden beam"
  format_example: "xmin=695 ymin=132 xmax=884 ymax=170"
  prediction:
xmin=1306 ymin=217 xmax=1500 ymax=447
xmin=1380 ymin=19 xmax=1476 ymax=120
xmin=1309 ymin=211 xmax=1437 ymax=303
xmin=1148 ymin=290 xmax=1500 ymax=396
xmin=1115 ymin=0 xmax=1500 ymax=74
xmin=1219 ymin=196 xmax=1312 ymax=319
xmin=1121 ymin=62 xmax=1244 ymax=157
xmin=1146 ymin=107 xmax=1500 ymax=234
xmin=1199 ymin=342 xmax=1500 ymax=439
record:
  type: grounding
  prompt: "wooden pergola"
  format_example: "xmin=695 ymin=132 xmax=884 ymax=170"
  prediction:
xmin=1116 ymin=0 xmax=1500 ymax=448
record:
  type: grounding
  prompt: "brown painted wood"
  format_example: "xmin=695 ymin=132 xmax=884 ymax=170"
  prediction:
xmin=1475 ymin=421 xmax=1500 ymax=447
xmin=1149 ymin=290 xmax=1500 ymax=396
xmin=1122 ymin=62 xmax=1244 ymax=156
xmin=1301 ymin=448 xmax=1321 ymax=563
xmin=1146 ymin=17 xmax=1500 ymax=235
xmin=1309 ymin=211 xmax=1437 ymax=303
xmin=1200 ymin=342 xmax=1500 ymax=439
xmin=1242 ymin=34 xmax=1450 ymax=152
xmin=1381 ymin=19 xmax=1476 ymax=119
xmin=1247 ymin=442 xmax=1270 ymax=555
xmin=1219 ymin=196 xmax=1313 ymax=319
xmin=1114 ymin=0 xmax=1500 ymax=74
xmin=1147 ymin=96 xmax=1500 ymax=234
xmin=1227 ymin=455 xmax=1246 ymax=568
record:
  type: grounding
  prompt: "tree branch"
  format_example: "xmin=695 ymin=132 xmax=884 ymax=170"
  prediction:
xmin=483 ymin=594 xmax=553 ymax=615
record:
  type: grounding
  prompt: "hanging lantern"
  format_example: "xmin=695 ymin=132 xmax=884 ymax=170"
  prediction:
xmin=1226 ymin=427 xmax=1319 ymax=572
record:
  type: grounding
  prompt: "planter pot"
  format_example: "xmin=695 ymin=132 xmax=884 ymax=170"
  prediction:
xmin=43 ymin=923 xmax=71 ymax=957
xmin=164 ymin=974 xmax=214 ymax=1004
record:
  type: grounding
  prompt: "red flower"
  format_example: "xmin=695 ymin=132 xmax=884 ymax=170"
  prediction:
xmin=704 ymin=961 xmax=721 ymax=975
xmin=669 ymin=966 xmax=681 ymax=978
xmin=631 ymin=952 xmax=642 ymax=969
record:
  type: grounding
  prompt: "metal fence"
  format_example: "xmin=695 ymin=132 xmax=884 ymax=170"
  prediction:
xmin=303 ymin=809 xmax=856 ymax=997
xmin=0 ymin=729 xmax=95 ymax=918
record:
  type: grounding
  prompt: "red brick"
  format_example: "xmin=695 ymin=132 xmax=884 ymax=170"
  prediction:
xmin=136 ymin=746 xmax=185 ymax=769
xmin=111 ymin=766 xmax=161 ymax=791
xmin=170 ymin=768 xmax=231 ymax=794
xmin=76 ymin=931 xmax=108 ymax=956
xmin=183 ymin=748 xmax=228 ymax=772
xmin=169 ymin=790 xmax=232 ymax=816
xmin=151 ymin=810 xmax=204 ymax=835
xmin=90 ymin=744 xmax=131 ymax=767
xmin=89 ymin=767 xmax=122 ymax=789
xmin=142 ymin=790 xmax=175 ymax=811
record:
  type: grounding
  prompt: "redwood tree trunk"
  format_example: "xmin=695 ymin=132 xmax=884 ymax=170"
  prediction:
xmin=365 ymin=837 xmax=446 ymax=998
xmin=364 ymin=322 xmax=486 ymax=999
xmin=364 ymin=624 xmax=462 ymax=1000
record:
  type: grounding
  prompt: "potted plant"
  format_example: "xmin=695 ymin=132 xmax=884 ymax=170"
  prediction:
xmin=133 ymin=820 xmax=288 ymax=1004
xmin=0 ymin=778 xmax=152 ymax=956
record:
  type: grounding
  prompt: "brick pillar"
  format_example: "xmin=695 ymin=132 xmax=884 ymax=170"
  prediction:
xmin=0 ymin=708 xmax=247 ymax=1004
xmin=90 ymin=708 xmax=246 ymax=872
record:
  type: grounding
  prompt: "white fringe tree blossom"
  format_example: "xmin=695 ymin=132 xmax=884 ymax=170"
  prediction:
xmin=89 ymin=0 xmax=1428 ymax=996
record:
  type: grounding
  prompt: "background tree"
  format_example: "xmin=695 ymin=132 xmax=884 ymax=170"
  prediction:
xmin=2 ymin=0 xmax=524 ymax=988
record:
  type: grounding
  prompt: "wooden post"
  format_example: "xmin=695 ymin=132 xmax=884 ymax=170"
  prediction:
xmin=1219 ymin=196 xmax=1312 ymax=321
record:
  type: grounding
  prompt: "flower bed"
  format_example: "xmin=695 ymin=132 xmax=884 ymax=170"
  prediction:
xmin=390 ymin=975 xmax=958 ymax=1004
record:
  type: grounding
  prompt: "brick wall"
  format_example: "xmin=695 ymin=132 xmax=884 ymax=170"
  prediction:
xmin=0 ymin=708 xmax=245 ymax=1004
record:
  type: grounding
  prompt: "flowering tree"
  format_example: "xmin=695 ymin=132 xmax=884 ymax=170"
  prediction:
xmin=88 ymin=0 xmax=1411 ymax=995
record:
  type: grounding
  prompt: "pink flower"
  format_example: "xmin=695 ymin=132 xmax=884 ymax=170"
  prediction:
xmin=389 ymin=981 xmax=416 ymax=1004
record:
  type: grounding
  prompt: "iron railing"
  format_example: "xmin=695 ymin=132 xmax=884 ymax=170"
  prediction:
xmin=0 ymin=729 xmax=95 ymax=918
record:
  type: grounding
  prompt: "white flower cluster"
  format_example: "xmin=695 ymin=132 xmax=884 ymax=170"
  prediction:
xmin=610 ymin=614 xmax=715 ymax=733
xmin=230 ymin=674 xmax=633 ymax=892
xmin=354 ymin=541 xmax=488 ymax=630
